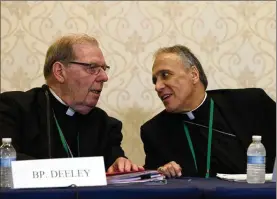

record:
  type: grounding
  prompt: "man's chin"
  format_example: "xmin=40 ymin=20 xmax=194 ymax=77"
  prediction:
xmin=75 ymin=105 xmax=95 ymax=115
xmin=165 ymin=105 xmax=175 ymax=113
xmin=165 ymin=105 xmax=181 ymax=113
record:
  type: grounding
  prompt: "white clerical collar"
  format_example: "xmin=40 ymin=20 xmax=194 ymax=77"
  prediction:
xmin=49 ymin=88 xmax=75 ymax=116
xmin=184 ymin=92 xmax=207 ymax=120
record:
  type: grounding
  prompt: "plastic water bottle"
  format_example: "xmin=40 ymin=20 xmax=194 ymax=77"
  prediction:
xmin=0 ymin=138 xmax=17 ymax=188
xmin=246 ymin=135 xmax=266 ymax=184
xmin=272 ymin=158 xmax=276 ymax=182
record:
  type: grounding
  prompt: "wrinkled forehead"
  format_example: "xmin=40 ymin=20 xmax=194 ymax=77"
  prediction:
xmin=152 ymin=53 xmax=184 ymax=75
xmin=72 ymin=43 xmax=105 ymax=63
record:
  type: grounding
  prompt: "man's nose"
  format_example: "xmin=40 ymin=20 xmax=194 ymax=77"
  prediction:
xmin=98 ymin=68 xmax=109 ymax=82
xmin=155 ymin=80 xmax=165 ymax=92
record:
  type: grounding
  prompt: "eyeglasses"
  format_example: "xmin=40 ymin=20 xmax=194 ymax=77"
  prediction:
xmin=68 ymin=61 xmax=110 ymax=75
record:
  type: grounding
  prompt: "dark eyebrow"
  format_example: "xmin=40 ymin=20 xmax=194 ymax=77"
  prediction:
xmin=152 ymin=69 xmax=172 ymax=84
xmin=69 ymin=61 xmax=110 ymax=69
xmin=156 ymin=70 xmax=171 ymax=76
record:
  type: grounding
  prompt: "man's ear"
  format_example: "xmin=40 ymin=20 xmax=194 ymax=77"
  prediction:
xmin=52 ymin=61 xmax=66 ymax=83
xmin=190 ymin=66 xmax=200 ymax=84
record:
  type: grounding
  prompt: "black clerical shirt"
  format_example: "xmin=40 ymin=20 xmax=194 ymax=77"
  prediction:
xmin=141 ymin=88 xmax=276 ymax=176
xmin=141 ymin=95 xmax=256 ymax=177
xmin=49 ymin=91 xmax=80 ymax=158
xmin=0 ymin=85 xmax=126 ymax=168
xmin=182 ymin=96 xmax=246 ymax=177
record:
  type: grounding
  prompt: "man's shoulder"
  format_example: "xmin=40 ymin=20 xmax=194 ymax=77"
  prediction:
xmin=141 ymin=88 xmax=270 ymax=131
xmin=141 ymin=110 xmax=168 ymax=131
xmin=207 ymin=88 xmax=275 ymax=111
xmin=207 ymin=87 xmax=270 ymax=102
xmin=0 ymin=87 xmax=43 ymax=105
xmin=90 ymin=107 xmax=122 ymax=125
xmin=207 ymin=87 xmax=266 ymax=97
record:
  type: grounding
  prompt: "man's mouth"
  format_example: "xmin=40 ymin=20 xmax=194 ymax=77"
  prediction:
xmin=160 ymin=94 xmax=172 ymax=101
xmin=89 ymin=89 xmax=102 ymax=95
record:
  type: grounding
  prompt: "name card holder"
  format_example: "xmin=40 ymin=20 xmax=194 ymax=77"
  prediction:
xmin=11 ymin=157 xmax=107 ymax=189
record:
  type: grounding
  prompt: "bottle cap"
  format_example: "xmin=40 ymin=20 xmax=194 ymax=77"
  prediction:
xmin=252 ymin=135 xmax=261 ymax=141
xmin=2 ymin=138 xmax=12 ymax=143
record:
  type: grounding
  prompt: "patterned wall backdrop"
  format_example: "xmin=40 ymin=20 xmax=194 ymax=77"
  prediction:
xmin=1 ymin=1 xmax=276 ymax=165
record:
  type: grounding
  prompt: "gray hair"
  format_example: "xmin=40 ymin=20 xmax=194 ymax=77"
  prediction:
xmin=154 ymin=45 xmax=208 ymax=89
xmin=43 ymin=33 xmax=99 ymax=79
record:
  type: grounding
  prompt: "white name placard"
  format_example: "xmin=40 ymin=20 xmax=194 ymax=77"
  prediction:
xmin=11 ymin=157 xmax=107 ymax=189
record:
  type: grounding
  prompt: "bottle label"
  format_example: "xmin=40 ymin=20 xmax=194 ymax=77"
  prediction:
xmin=247 ymin=156 xmax=265 ymax=164
xmin=0 ymin=158 xmax=16 ymax=168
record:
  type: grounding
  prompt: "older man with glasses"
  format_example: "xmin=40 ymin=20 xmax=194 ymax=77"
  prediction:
xmin=0 ymin=33 xmax=143 ymax=174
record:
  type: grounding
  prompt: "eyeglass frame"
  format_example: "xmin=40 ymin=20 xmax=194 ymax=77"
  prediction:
xmin=66 ymin=61 xmax=110 ymax=75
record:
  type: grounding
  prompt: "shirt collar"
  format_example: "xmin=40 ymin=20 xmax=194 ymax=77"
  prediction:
xmin=49 ymin=88 xmax=75 ymax=116
xmin=184 ymin=92 xmax=207 ymax=120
